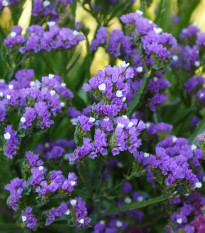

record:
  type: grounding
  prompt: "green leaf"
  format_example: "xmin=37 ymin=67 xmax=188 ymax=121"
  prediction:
xmin=188 ymin=115 xmax=205 ymax=144
xmin=140 ymin=0 xmax=147 ymax=17
xmin=105 ymin=194 xmax=170 ymax=215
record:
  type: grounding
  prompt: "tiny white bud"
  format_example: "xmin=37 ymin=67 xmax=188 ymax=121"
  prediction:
xmin=122 ymin=97 xmax=126 ymax=102
xmin=148 ymin=20 xmax=153 ymax=24
xmin=73 ymin=30 xmax=80 ymax=35
xmin=10 ymin=32 xmax=16 ymax=37
xmin=191 ymin=144 xmax=197 ymax=151
xmin=6 ymin=95 xmax=11 ymax=100
xmin=172 ymin=55 xmax=178 ymax=61
xmin=0 ymin=92 xmax=3 ymax=97
xmin=120 ymin=61 xmax=130 ymax=68
xmin=43 ymin=0 xmax=50 ymax=7
xmin=154 ymin=27 xmax=163 ymax=34
xmin=89 ymin=117 xmax=95 ymax=123
xmin=39 ymin=166 xmax=44 ymax=171
xmin=22 ymin=216 xmax=27 ymax=222
xmin=9 ymin=84 xmax=13 ymax=89
xmin=176 ymin=218 xmax=182 ymax=224
xmin=50 ymin=90 xmax=56 ymax=96
xmin=122 ymin=115 xmax=128 ymax=119
xmin=200 ymin=93 xmax=204 ymax=98
xmin=100 ymin=220 xmax=105 ymax=224
xmin=98 ymin=83 xmax=106 ymax=91
xmin=70 ymin=181 xmax=76 ymax=186
xmin=136 ymin=66 xmax=143 ymax=73
xmin=48 ymin=74 xmax=54 ymax=79
xmin=30 ymin=81 xmax=35 ymax=87
xmin=146 ymin=122 xmax=150 ymax=128
xmin=124 ymin=197 xmax=132 ymax=204
xmin=128 ymin=122 xmax=133 ymax=128
xmin=60 ymin=102 xmax=65 ymax=107
xmin=117 ymin=162 xmax=123 ymax=168
xmin=47 ymin=21 xmax=56 ymax=26
xmin=144 ymin=153 xmax=150 ymax=158
xmin=4 ymin=132 xmax=11 ymax=140
xmin=193 ymin=22 xmax=198 ymax=26
xmin=79 ymin=219 xmax=84 ymax=224
xmin=116 ymin=90 xmax=123 ymax=97
xmin=172 ymin=136 xmax=177 ymax=143
xmin=20 ymin=117 xmax=26 ymax=123
xmin=136 ymin=10 xmax=143 ymax=15
xmin=195 ymin=182 xmax=202 ymax=188
xmin=70 ymin=199 xmax=77 ymax=206
xmin=138 ymin=196 xmax=144 ymax=202
xmin=0 ymin=79 xmax=5 ymax=83
xmin=61 ymin=82 xmax=66 ymax=87
xmin=153 ymin=77 xmax=158 ymax=82
xmin=65 ymin=209 xmax=70 ymax=215
xmin=104 ymin=117 xmax=109 ymax=122
xmin=116 ymin=220 xmax=123 ymax=228
xmin=45 ymin=143 xmax=49 ymax=148
xmin=117 ymin=123 xmax=124 ymax=128
xmin=2 ymin=0 xmax=8 ymax=6
xmin=195 ymin=61 xmax=200 ymax=67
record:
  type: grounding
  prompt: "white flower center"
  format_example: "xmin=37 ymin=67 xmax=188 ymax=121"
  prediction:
xmin=50 ymin=90 xmax=56 ymax=96
xmin=116 ymin=220 xmax=123 ymax=228
xmin=20 ymin=117 xmax=26 ymax=123
xmin=120 ymin=61 xmax=130 ymax=68
xmin=89 ymin=117 xmax=95 ymax=123
xmin=4 ymin=132 xmax=11 ymax=140
xmin=70 ymin=199 xmax=77 ymax=206
xmin=116 ymin=90 xmax=123 ymax=97
xmin=98 ymin=83 xmax=106 ymax=91
xmin=136 ymin=66 xmax=143 ymax=73
xmin=43 ymin=0 xmax=50 ymax=7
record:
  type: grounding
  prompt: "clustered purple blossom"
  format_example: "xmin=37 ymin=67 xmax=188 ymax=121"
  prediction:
xmin=134 ymin=136 xmax=204 ymax=190
xmin=4 ymin=23 xmax=84 ymax=54
xmin=67 ymin=63 xmax=145 ymax=162
xmin=1 ymin=70 xmax=73 ymax=158
xmin=21 ymin=207 xmax=37 ymax=229
xmin=92 ymin=219 xmax=127 ymax=233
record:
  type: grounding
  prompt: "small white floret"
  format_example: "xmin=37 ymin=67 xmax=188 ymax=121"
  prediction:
xmin=39 ymin=166 xmax=44 ymax=171
xmin=60 ymin=102 xmax=65 ymax=107
xmin=153 ymin=77 xmax=158 ymax=82
xmin=172 ymin=136 xmax=177 ymax=143
xmin=20 ymin=117 xmax=26 ymax=123
xmin=4 ymin=132 xmax=11 ymax=140
xmin=195 ymin=182 xmax=202 ymax=188
xmin=136 ymin=66 xmax=143 ymax=73
xmin=176 ymin=218 xmax=182 ymax=224
xmin=48 ymin=74 xmax=54 ymax=79
xmin=116 ymin=90 xmax=123 ymax=97
xmin=117 ymin=123 xmax=124 ymax=128
xmin=136 ymin=10 xmax=143 ymax=15
xmin=10 ymin=32 xmax=16 ymax=37
xmin=89 ymin=117 xmax=95 ymax=123
xmin=195 ymin=61 xmax=200 ymax=67
xmin=200 ymin=93 xmax=204 ymax=98
xmin=117 ymin=162 xmax=123 ymax=168
xmin=104 ymin=117 xmax=109 ymax=122
xmin=22 ymin=216 xmax=27 ymax=222
xmin=146 ymin=122 xmax=150 ymax=128
xmin=116 ymin=220 xmax=123 ymax=228
xmin=70 ymin=181 xmax=76 ymax=186
xmin=79 ymin=219 xmax=84 ymax=224
xmin=6 ymin=95 xmax=11 ymax=99
xmin=128 ymin=122 xmax=133 ymax=128
xmin=61 ymin=82 xmax=66 ymax=87
xmin=120 ymin=61 xmax=130 ymax=68
xmin=138 ymin=196 xmax=144 ymax=202
xmin=47 ymin=21 xmax=56 ymax=26
xmin=9 ymin=84 xmax=13 ymax=89
xmin=122 ymin=97 xmax=126 ymax=102
xmin=0 ymin=92 xmax=3 ymax=97
xmin=144 ymin=153 xmax=150 ymax=158
xmin=65 ymin=209 xmax=70 ymax=215
xmin=43 ymin=0 xmax=50 ymax=7
xmin=30 ymin=81 xmax=35 ymax=87
xmin=98 ymin=83 xmax=106 ymax=91
xmin=70 ymin=199 xmax=77 ymax=206
xmin=50 ymin=90 xmax=56 ymax=96
xmin=2 ymin=0 xmax=8 ymax=6
xmin=191 ymin=144 xmax=197 ymax=151
xmin=100 ymin=220 xmax=105 ymax=224
xmin=172 ymin=55 xmax=178 ymax=61
xmin=124 ymin=197 xmax=132 ymax=204
xmin=154 ymin=27 xmax=163 ymax=34
xmin=73 ymin=30 xmax=80 ymax=36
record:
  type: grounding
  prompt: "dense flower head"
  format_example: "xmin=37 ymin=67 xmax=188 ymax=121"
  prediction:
xmin=180 ymin=24 xmax=200 ymax=40
xmin=4 ymin=24 xmax=84 ymax=54
xmin=0 ymin=0 xmax=19 ymax=10
xmin=90 ymin=26 xmax=108 ymax=50
xmin=22 ymin=207 xmax=37 ymax=229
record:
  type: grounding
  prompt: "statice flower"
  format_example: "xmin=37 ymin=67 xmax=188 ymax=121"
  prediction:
xmin=4 ymin=26 xmax=26 ymax=47
xmin=21 ymin=207 xmax=37 ymax=229
xmin=180 ymin=24 xmax=200 ymax=41
xmin=4 ymin=177 xmax=25 ymax=211
xmin=4 ymin=125 xmax=20 ymax=159
xmin=90 ymin=26 xmax=108 ymax=50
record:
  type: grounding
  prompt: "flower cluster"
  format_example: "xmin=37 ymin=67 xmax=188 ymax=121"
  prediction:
xmin=0 ymin=0 xmax=19 ymax=10
xmin=4 ymin=23 xmax=84 ymax=54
